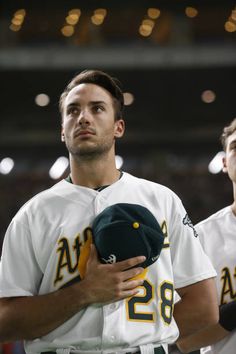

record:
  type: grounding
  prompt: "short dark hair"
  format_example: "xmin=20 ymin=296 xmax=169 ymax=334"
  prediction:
xmin=59 ymin=69 xmax=124 ymax=121
xmin=221 ymin=118 xmax=236 ymax=151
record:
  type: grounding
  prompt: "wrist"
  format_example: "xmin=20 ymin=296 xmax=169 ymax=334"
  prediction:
xmin=74 ymin=278 xmax=97 ymax=307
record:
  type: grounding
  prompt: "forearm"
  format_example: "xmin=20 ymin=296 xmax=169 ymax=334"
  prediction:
xmin=174 ymin=297 xmax=211 ymax=338
xmin=177 ymin=300 xmax=236 ymax=353
xmin=0 ymin=282 xmax=89 ymax=342
xmin=176 ymin=323 xmax=230 ymax=353
xmin=0 ymin=252 xmax=145 ymax=343
xmin=174 ymin=278 xmax=219 ymax=338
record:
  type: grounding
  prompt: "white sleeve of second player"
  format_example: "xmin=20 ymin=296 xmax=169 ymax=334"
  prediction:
xmin=167 ymin=193 xmax=216 ymax=289
xmin=0 ymin=216 xmax=43 ymax=298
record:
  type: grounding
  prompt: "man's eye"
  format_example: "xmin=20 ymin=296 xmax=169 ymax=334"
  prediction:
xmin=229 ymin=142 xmax=236 ymax=149
xmin=68 ymin=107 xmax=79 ymax=115
xmin=94 ymin=106 xmax=104 ymax=112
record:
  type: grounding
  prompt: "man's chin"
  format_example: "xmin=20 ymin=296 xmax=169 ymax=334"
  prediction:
xmin=71 ymin=147 xmax=106 ymax=160
xmin=67 ymin=140 xmax=114 ymax=160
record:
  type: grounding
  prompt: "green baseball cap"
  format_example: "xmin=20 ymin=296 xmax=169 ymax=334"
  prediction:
xmin=92 ymin=203 xmax=165 ymax=269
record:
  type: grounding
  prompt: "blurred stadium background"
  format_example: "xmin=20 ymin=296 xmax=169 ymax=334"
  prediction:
xmin=0 ymin=0 xmax=236 ymax=353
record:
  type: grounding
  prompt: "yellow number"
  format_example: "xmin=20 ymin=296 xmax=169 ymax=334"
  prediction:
xmin=159 ymin=281 xmax=174 ymax=325
xmin=126 ymin=280 xmax=154 ymax=322
xmin=126 ymin=280 xmax=174 ymax=324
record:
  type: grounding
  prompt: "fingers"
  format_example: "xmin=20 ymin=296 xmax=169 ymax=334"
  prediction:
xmin=120 ymin=266 xmax=145 ymax=281
xmin=88 ymin=251 xmax=146 ymax=281
xmin=124 ymin=278 xmax=144 ymax=290
xmin=86 ymin=250 xmax=146 ymax=283
xmin=88 ymin=248 xmax=145 ymax=273
xmin=90 ymin=249 xmax=146 ymax=270
xmin=81 ymin=251 xmax=146 ymax=304
xmin=117 ymin=279 xmax=145 ymax=299
xmin=113 ymin=255 xmax=146 ymax=271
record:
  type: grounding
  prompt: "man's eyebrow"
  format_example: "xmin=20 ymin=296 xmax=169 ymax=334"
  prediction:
xmin=66 ymin=102 xmax=80 ymax=109
xmin=66 ymin=100 xmax=107 ymax=108
xmin=89 ymin=100 xmax=107 ymax=106
xmin=229 ymin=139 xmax=236 ymax=146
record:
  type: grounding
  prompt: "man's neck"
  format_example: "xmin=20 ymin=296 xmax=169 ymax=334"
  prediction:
xmin=69 ymin=156 xmax=121 ymax=189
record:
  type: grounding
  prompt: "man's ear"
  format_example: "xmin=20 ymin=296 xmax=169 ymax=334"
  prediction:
xmin=222 ymin=156 xmax=227 ymax=173
xmin=114 ymin=119 xmax=125 ymax=138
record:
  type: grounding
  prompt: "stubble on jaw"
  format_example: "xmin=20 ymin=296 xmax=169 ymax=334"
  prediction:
xmin=65 ymin=136 xmax=115 ymax=162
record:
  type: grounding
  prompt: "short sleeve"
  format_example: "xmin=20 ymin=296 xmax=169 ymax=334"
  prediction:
xmin=0 ymin=216 xmax=43 ymax=297
xmin=168 ymin=194 xmax=216 ymax=289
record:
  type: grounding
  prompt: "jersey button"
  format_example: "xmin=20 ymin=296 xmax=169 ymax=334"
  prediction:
xmin=110 ymin=335 xmax=115 ymax=341
xmin=110 ymin=303 xmax=116 ymax=310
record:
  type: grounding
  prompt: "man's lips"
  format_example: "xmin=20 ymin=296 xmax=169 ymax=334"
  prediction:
xmin=74 ymin=130 xmax=95 ymax=137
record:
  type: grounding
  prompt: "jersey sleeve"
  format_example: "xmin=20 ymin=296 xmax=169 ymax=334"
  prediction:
xmin=167 ymin=193 xmax=216 ymax=289
xmin=194 ymin=222 xmax=208 ymax=250
xmin=0 ymin=215 xmax=43 ymax=298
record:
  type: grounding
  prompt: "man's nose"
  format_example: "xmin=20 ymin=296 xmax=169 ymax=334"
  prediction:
xmin=78 ymin=110 xmax=90 ymax=125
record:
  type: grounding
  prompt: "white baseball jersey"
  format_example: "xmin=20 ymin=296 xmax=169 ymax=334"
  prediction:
xmin=0 ymin=172 xmax=216 ymax=354
xmin=196 ymin=206 xmax=236 ymax=354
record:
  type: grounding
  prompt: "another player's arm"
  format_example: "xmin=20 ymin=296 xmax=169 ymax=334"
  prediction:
xmin=0 ymin=246 xmax=146 ymax=343
xmin=173 ymin=277 xmax=219 ymax=339
xmin=177 ymin=299 xmax=236 ymax=353
xmin=176 ymin=322 xmax=229 ymax=353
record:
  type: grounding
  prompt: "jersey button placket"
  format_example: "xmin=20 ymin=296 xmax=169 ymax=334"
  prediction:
xmin=94 ymin=194 xmax=109 ymax=215
xmin=102 ymin=304 xmax=121 ymax=348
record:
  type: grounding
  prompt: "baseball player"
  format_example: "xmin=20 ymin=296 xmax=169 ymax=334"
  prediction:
xmin=177 ymin=118 xmax=236 ymax=354
xmin=0 ymin=70 xmax=218 ymax=354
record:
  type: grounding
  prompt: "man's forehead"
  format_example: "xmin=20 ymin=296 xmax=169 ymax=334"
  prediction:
xmin=65 ymin=83 xmax=113 ymax=106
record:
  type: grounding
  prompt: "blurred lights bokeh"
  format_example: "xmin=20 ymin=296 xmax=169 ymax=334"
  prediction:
xmin=147 ymin=8 xmax=161 ymax=20
xmin=208 ymin=151 xmax=225 ymax=174
xmin=0 ymin=158 xmax=14 ymax=175
xmin=49 ymin=157 xmax=69 ymax=180
xmin=225 ymin=21 xmax=236 ymax=32
xmin=201 ymin=90 xmax=216 ymax=104
xmin=35 ymin=94 xmax=50 ymax=107
xmin=69 ymin=9 xmax=81 ymax=16
xmin=7 ymin=5 xmax=236 ymax=36
xmin=139 ymin=7 xmax=160 ymax=37
xmin=185 ymin=7 xmax=198 ymax=18
xmin=66 ymin=14 xmax=80 ymax=26
xmin=9 ymin=8 xmax=26 ymax=32
xmin=225 ymin=6 xmax=236 ymax=32
xmin=123 ymin=92 xmax=134 ymax=106
xmin=61 ymin=9 xmax=81 ymax=37
xmin=115 ymin=155 xmax=124 ymax=170
xmin=91 ymin=8 xmax=107 ymax=26
xmin=231 ymin=9 xmax=236 ymax=21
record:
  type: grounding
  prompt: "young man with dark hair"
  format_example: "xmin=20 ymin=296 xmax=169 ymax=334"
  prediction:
xmin=177 ymin=118 xmax=236 ymax=354
xmin=0 ymin=70 xmax=218 ymax=354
